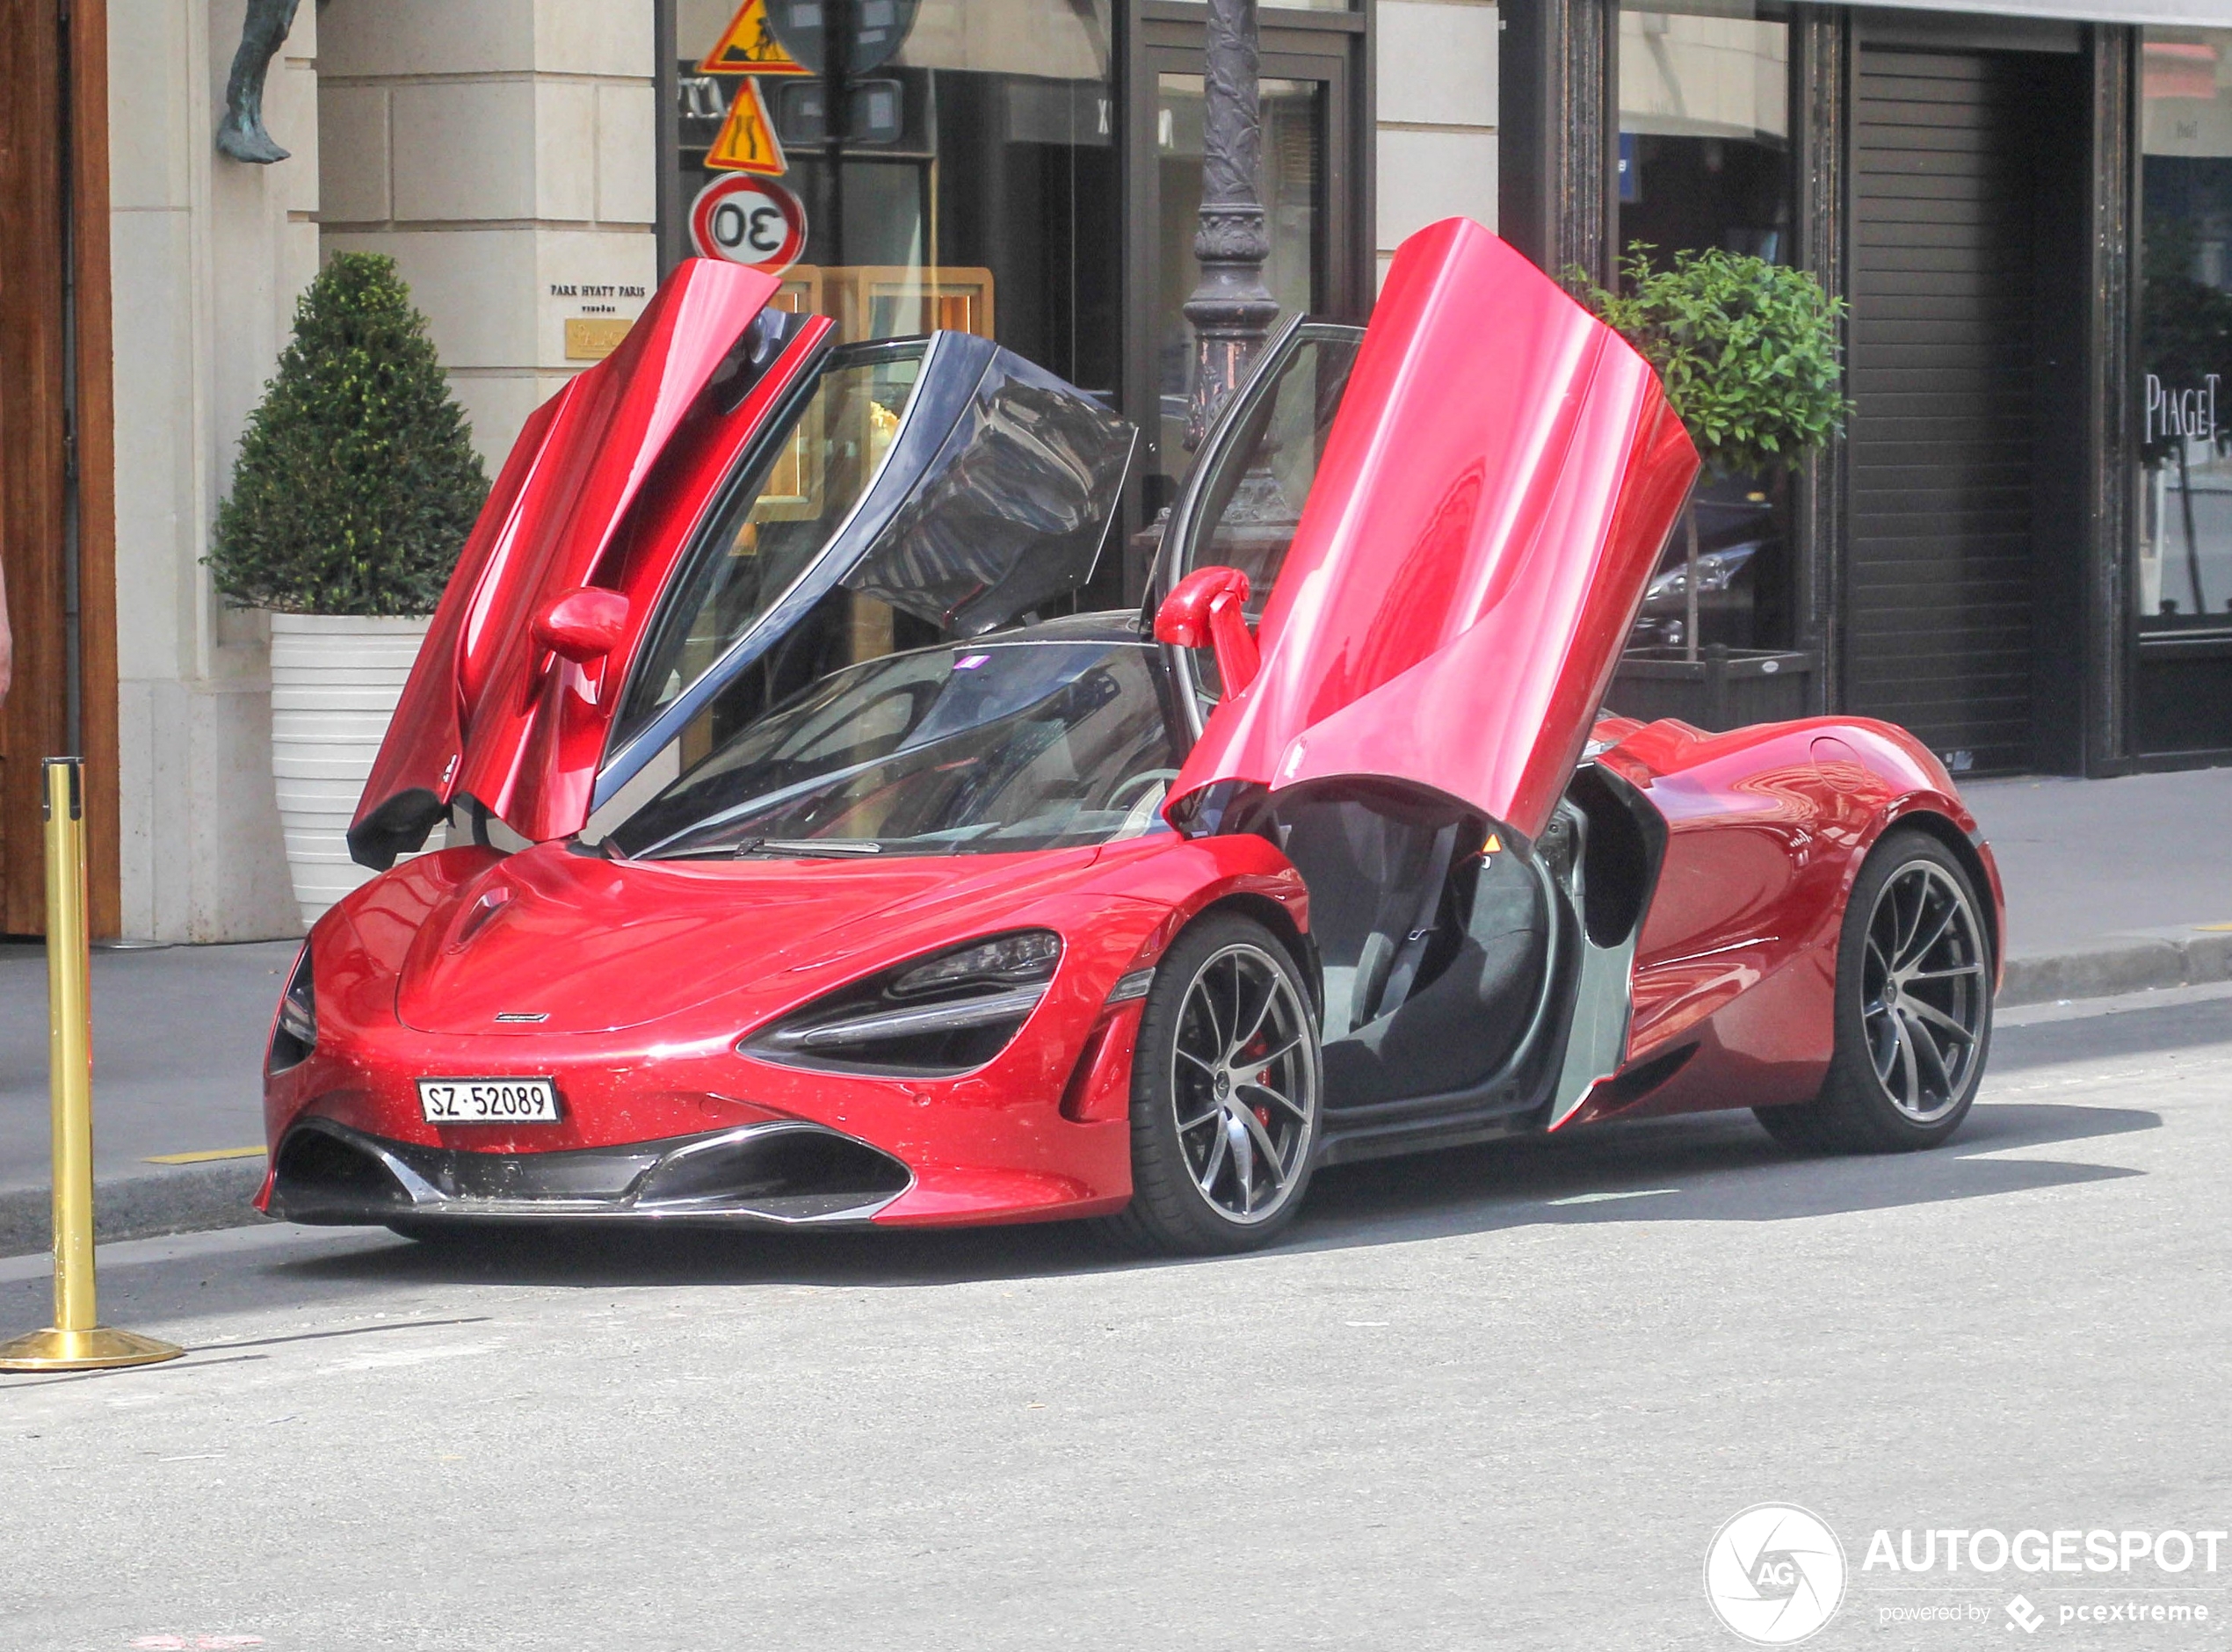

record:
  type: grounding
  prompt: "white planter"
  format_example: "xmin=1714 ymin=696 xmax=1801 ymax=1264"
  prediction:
xmin=268 ymin=612 xmax=433 ymax=928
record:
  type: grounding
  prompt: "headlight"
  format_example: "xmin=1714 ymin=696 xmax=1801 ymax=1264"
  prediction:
xmin=889 ymin=931 xmax=1061 ymax=996
xmin=268 ymin=945 xmax=315 ymax=1074
xmin=742 ymin=930 xmax=1062 ymax=1076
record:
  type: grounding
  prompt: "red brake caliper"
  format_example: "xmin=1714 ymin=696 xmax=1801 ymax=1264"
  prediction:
xmin=1243 ymin=1033 xmax=1272 ymax=1128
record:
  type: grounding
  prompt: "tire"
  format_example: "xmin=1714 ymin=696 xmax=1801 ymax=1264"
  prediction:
xmin=1756 ymin=828 xmax=1993 ymax=1154
xmin=1099 ymin=912 xmax=1323 ymax=1256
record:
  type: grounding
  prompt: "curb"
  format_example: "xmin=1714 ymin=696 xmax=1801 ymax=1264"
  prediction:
xmin=2000 ymin=929 xmax=2232 ymax=1009
xmin=0 ymin=1159 xmax=270 ymax=1260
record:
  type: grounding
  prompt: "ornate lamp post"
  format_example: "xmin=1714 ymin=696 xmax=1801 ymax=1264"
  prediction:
xmin=1182 ymin=0 xmax=1280 ymax=449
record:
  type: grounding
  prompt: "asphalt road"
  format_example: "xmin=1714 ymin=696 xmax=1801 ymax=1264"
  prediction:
xmin=4 ymin=985 xmax=2229 ymax=1650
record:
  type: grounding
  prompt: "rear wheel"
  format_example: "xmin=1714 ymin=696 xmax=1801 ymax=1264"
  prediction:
xmin=1757 ymin=829 xmax=1993 ymax=1154
xmin=1101 ymin=913 xmax=1323 ymax=1255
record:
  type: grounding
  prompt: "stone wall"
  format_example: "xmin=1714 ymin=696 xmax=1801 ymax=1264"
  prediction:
xmin=106 ymin=0 xmax=316 ymax=940
xmin=1377 ymin=0 xmax=1500 ymax=286
xmin=316 ymin=0 xmax=660 ymax=469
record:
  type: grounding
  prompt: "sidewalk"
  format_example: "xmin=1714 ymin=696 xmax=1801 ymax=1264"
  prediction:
xmin=1962 ymin=766 xmax=2232 ymax=1004
xmin=1 ymin=939 xmax=294 ymax=1257
xmin=3 ymin=764 xmax=2228 ymax=1256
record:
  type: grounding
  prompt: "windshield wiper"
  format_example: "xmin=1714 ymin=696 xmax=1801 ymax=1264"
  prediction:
xmin=649 ymin=836 xmax=887 ymax=860
xmin=745 ymin=837 xmax=884 ymax=858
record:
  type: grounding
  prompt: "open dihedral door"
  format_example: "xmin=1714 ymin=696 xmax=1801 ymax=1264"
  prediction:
xmin=1163 ymin=216 xmax=1698 ymax=846
xmin=351 ymin=259 xmax=1135 ymax=870
xmin=349 ymin=258 xmax=794 ymax=867
xmin=1162 ymin=217 xmax=1698 ymax=1136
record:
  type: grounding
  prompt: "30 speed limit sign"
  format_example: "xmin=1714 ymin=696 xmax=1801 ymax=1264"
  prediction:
xmin=689 ymin=176 xmax=808 ymax=273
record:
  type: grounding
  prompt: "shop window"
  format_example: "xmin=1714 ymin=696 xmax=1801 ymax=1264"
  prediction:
xmin=2139 ymin=31 xmax=2232 ymax=633
xmin=2134 ymin=28 xmax=2232 ymax=754
xmin=670 ymin=0 xmax=1120 ymax=398
xmin=1617 ymin=0 xmax=1794 ymax=656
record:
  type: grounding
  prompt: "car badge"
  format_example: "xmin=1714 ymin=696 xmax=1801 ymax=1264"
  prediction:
xmin=494 ymin=1011 xmax=550 ymax=1024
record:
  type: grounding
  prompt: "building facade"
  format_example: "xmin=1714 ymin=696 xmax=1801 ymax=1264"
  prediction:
xmin=1504 ymin=0 xmax=2232 ymax=779
xmin=1 ymin=0 xmax=1498 ymax=940
xmin=15 ymin=0 xmax=2221 ymax=946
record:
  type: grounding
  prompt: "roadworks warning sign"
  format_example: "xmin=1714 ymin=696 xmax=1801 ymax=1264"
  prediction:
xmin=704 ymin=76 xmax=786 ymax=176
xmin=698 ymin=0 xmax=811 ymax=75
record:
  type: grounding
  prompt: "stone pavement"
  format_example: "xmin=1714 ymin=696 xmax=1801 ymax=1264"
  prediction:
xmin=1962 ymin=766 xmax=2232 ymax=1004
xmin=0 ymin=764 xmax=2226 ymax=1255
xmin=1 ymin=940 xmax=293 ymax=1257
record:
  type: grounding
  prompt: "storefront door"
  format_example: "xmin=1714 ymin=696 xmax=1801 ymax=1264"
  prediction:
xmin=1126 ymin=14 xmax=1367 ymax=559
xmin=1843 ymin=33 xmax=2090 ymax=776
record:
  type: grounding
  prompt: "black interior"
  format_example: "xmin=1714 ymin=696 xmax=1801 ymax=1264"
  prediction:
xmin=1274 ymin=783 xmax=1553 ymax=1112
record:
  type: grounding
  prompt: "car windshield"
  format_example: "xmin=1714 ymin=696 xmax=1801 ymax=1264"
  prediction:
xmin=606 ymin=635 xmax=1183 ymax=859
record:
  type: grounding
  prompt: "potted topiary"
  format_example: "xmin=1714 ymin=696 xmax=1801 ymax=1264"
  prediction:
xmin=1577 ymin=244 xmax=1850 ymax=730
xmin=207 ymin=252 xmax=489 ymax=926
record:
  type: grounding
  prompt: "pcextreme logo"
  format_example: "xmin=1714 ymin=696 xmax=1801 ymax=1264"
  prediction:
xmin=1705 ymin=1503 xmax=1848 ymax=1645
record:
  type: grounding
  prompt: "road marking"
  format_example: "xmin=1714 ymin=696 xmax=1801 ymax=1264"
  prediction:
xmin=143 ymin=1147 xmax=265 ymax=1164
xmin=2196 ymin=922 xmax=2232 ymax=931
xmin=1547 ymin=1188 xmax=1679 ymax=1206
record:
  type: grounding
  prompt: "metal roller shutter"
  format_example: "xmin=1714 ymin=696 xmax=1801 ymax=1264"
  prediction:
xmin=1846 ymin=46 xmax=2041 ymax=775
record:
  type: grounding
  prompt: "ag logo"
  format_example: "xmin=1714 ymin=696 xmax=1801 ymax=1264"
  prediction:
xmin=1705 ymin=1503 xmax=1846 ymax=1645
xmin=688 ymin=175 xmax=808 ymax=274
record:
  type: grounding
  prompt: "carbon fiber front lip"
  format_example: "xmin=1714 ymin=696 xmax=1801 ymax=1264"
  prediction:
xmin=266 ymin=1116 xmax=914 ymax=1227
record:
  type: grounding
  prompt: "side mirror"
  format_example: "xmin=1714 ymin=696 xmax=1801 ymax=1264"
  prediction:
xmin=1154 ymin=565 xmax=1260 ymax=697
xmin=532 ymin=587 xmax=632 ymax=664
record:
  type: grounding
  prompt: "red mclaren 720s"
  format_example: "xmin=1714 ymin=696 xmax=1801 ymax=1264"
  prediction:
xmin=257 ymin=217 xmax=2005 ymax=1255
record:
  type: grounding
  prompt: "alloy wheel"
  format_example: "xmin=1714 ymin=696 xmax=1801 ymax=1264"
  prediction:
xmin=1170 ymin=942 xmax=1317 ymax=1223
xmin=1859 ymin=860 xmax=1989 ymax=1124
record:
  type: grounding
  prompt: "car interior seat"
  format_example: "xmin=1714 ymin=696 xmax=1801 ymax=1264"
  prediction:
xmin=1277 ymin=786 xmax=1553 ymax=1111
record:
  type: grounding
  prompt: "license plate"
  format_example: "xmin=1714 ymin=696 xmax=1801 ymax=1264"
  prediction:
xmin=417 ymin=1078 xmax=561 ymax=1123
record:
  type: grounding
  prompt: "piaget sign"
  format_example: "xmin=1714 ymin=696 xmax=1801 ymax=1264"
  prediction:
xmin=2145 ymin=371 xmax=2221 ymax=443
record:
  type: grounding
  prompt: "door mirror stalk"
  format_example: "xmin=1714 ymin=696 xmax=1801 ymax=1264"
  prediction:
xmin=1154 ymin=565 xmax=1259 ymax=697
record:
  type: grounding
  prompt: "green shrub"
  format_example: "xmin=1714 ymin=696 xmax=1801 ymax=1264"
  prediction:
xmin=207 ymin=253 xmax=489 ymax=615
xmin=1576 ymin=243 xmax=1851 ymax=478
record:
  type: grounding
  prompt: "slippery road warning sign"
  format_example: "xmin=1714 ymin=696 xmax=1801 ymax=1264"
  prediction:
xmin=703 ymin=76 xmax=786 ymax=176
xmin=689 ymin=175 xmax=808 ymax=274
xmin=698 ymin=0 xmax=811 ymax=75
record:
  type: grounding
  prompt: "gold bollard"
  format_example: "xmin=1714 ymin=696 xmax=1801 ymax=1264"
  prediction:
xmin=0 ymin=759 xmax=184 ymax=1372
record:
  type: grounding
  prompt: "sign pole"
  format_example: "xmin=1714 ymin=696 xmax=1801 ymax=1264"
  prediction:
xmin=0 ymin=759 xmax=184 ymax=1373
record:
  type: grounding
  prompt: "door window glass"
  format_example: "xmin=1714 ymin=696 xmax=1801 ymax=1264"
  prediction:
xmin=615 ymin=344 xmax=926 ymax=761
xmin=1180 ymin=332 xmax=1358 ymax=614
xmin=672 ymin=0 xmax=1118 ymax=397
xmin=1617 ymin=0 xmax=1794 ymax=656
xmin=1152 ymin=73 xmax=1323 ymax=508
xmin=1168 ymin=328 xmax=1359 ymax=714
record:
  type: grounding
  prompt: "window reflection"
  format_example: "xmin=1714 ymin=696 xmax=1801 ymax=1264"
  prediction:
xmin=1618 ymin=0 xmax=1794 ymax=655
xmin=674 ymin=0 xmax=1118 ymax=395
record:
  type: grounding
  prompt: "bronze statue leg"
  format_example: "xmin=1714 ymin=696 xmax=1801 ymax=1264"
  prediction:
xmin=215 ymin=0 xmax=304 ymax=164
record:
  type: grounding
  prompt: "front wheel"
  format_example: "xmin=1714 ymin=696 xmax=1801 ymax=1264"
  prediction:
xmin=1757 ymin=829 xmax=1993 ymax=1154
xmin=1101 ymin=913 xmax=1323 ymax=1255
